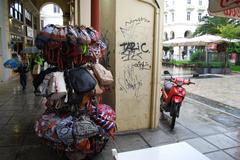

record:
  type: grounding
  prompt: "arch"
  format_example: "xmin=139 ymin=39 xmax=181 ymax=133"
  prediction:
xmin=40 ymin=3 xmax=63 ymax=28
xmin=164 ymin=32 xmax=168 ymax=41
xmin=184 ymin=30 xmax=192 ymax=38
xmin=170 ymin=31 xmax=175 ymax=39
xmin=35 ymin=0 xmax=70 ymax=14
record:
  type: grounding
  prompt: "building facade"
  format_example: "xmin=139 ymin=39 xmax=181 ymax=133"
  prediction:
xmin=40 ymin=4 xmax=63 ymax=28
xmin=0 ymin=0 xmax=39 ymax=81
xmin=163 ymin=0 xmax=208 ymax=60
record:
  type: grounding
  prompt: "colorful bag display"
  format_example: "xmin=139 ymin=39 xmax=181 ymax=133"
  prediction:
xmin=34 ymin=25 xmax=115 ymax=157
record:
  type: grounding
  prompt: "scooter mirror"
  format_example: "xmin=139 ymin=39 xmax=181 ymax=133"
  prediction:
xmin=164 ymin=70 xmax=170 ymax=75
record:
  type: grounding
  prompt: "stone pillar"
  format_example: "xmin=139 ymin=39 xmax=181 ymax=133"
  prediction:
xmin=79 ymin=0 xmax=91 ymax=26
xmin=74 ymin=0 xmax=79 ymax=25
xmin=100 ymin=0 xmax=163 ymax=131
xmin=91 ymin=0 xmax=99 ymax=31
xmin=0 ymin=0 xmax=11 ymax=81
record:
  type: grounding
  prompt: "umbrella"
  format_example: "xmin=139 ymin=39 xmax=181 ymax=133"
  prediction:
xmin=20 ymin=47 xmax=41 ymax=54
xmin=4 ymin=59 xmax=21 ymax=69
xmin=163 ymin=38 xmax=191 ymax=47
xmin=163 ymin=35 xmax=237 ymax=47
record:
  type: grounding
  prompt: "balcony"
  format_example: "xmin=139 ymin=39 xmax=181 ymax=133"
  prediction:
xmin=186 ymin=4 xmax=195 ymax=10
xmin=198 ymin=5 xmax=207 ymax=11
xmin=168 ymin=5 xmax=175 ymax=11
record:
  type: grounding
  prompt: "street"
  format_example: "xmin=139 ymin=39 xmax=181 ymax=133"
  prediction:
xmin=0 ymin=74 xmax=240 ymax=160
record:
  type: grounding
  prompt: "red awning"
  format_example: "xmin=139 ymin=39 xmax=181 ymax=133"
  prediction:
xmin=208 ymin=0 xmax=240 ymax=19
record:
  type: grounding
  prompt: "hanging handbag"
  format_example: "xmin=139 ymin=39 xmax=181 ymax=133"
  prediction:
xmin=65 ymin=67 xmax=96 ymax=94
xmin=92 ymin=63 xmax=114 ymax=86
xmin=32 ymin=64 xmax=41 ymax=75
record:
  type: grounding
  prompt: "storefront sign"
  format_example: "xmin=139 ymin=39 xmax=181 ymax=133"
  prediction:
xmin=27 ymin=26 xmax=33 ymax=38
xmin=9 ymin=19 xmax=25 ymax=36
xmin=209 ymin=0 xmax=240 ymax=13
xmin=209 ymin=7 xmax=240 ymax=19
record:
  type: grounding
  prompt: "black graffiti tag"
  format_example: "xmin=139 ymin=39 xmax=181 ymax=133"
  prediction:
xmin=118 ymin=66 xmax=143 ymax=97
xmin=132 ymin=61 xmax=151 ymax=70
xmin=120 ymin=42 xmax=149 ymax=61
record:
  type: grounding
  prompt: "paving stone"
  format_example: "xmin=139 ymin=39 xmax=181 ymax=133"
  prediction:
xmin=225 ymin=131 xmax=240 ymax=142
xmin=160 ymin=122 xmax=198 ymax=141
xmin=184 ymin=137 xmax=219 ymax=153
xmin=114 ymin=134 xmax=149 ymax=152
xmin=1 ymin=123 xmax=31 ymax=134
xmin=0 ymin=111 xmax=15 ymax=116
xmin=16 ymin=145 xmax=66 ymax=160
xmin=205 ymin=151 xmax=235 ymax=160
xmin=22 ymin=133 xmax=42 ymax=145
xmin=0 ymin=115 xmax=13 ymax=124
xmin=224 ymin=147 xmax=240 ymax=160
xmin=140 ymin=129 xmax=174 ymax=146
xmin=204 ymin=134 xmax=240 ymax=149
xmin=0 ymin=146 xmax=21 ymax=160
xmin=0 ymin=133 xmax=25 ymax=147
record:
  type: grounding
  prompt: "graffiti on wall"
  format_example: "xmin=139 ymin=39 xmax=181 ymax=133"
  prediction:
xmin=119 ymin=42 xmax=150 ymax=61
xmin=118 ymin=17 xmax=151 ymax=98
xmin=118 ymin=66 xmax=143 ymax=98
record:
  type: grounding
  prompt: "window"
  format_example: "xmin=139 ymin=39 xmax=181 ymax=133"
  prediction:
xmin=9 ymin=0 xmax=23 ymax=22
xmin=25 ymin=10 xmax=32 ymax=26
xmin=199 ymin=0 xmax=202 ymax=6
xmin=171 ymin=12 xmax=174 ymax=22
xmin=165 ymin=0 xmax=169 ymax=8
xmin=53 ymin=5 xmax=60 ymax=13
xmin=187 ymin=12 xmax=191 ymax=21
xmin=41 ymin=20 xmax=44 ymax=29
xmin=198 ymin=12 xmax=202 ymax=22
xmin=165 ymin=14 xmax=168 ymax=23
xmin=187 ymin=0 xmax=191 ymax=4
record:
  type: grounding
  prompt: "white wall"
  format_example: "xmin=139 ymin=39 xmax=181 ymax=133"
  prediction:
xmin=40 ymin=4 xmax=63 ymax=27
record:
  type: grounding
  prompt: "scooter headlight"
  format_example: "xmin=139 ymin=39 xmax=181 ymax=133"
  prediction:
xmin=176 ymin=80 xmax=183 ymax=86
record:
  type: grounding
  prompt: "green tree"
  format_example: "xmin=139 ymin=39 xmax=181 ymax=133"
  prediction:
xmin=193 ymin=16 xmax=240 ymax=37
xmin=218 ymin=24 xmax=240 ymax=39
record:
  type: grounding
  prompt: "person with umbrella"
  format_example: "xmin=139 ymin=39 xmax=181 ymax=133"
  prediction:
xmin=14 ymin=54 xmax=29 ymax=91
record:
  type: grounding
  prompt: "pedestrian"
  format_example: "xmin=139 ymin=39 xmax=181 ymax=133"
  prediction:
xmin=15 ymin=54 xmax=29 ymax=91
xmin=31 ymin=55 xmax=43 ymax=94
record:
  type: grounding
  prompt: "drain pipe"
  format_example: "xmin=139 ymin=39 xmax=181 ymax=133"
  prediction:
xmin=138 ymin=0 xmax=163 ymax=129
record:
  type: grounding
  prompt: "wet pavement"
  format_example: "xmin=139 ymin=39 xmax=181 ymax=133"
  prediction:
xmin=0 ymin=75 xmax=240 ymax=160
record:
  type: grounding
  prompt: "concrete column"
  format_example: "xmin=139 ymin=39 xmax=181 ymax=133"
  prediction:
xmin=91 ymin=0 xmax=99 ymax=31
xmin=0 ymin=0 xmax=11 ymax=81
xmin=74 ymin=0 xmax=79 ymax=25
xmin=100 ymin=0 xmax=163 ymax=131
xmin=79 ymin=0 xmax=91 ymax=26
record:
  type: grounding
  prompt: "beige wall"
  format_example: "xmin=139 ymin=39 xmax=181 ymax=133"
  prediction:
xmin=100 ymin=0 xmax=116 ymax=108
xmin=79 ymin=0 xmax=91 ymax=26
xmin=100 ymin=0 xmax=163 ymax=131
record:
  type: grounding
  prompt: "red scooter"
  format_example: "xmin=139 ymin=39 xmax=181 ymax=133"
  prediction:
xmin=160 ymin=71 xmax=195 ymax=130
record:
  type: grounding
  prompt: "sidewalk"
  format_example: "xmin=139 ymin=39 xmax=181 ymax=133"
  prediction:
xmin=185 ymin=73 xmax=240 ymax=109
xmin=0 ymin=76 xmax=240 ymax=160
